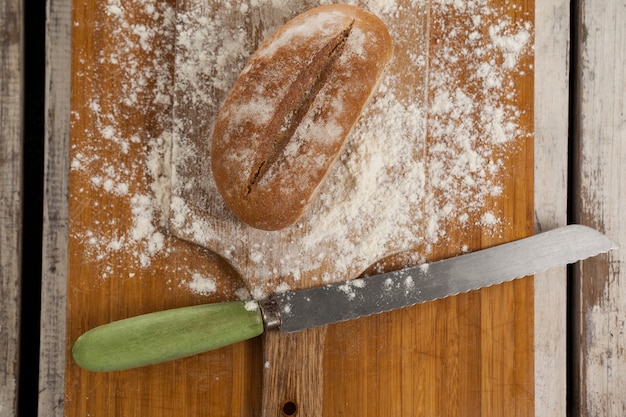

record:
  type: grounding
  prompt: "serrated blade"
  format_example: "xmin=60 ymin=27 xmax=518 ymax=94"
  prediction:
xmin=271 ymin=225 xmax=618 ymax=333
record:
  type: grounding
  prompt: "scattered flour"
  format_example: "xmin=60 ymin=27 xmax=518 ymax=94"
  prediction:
xmin=71 ymin=0 xmax=175 ymax=273
xmin=337 ymin=278 xmax=368 ymax=300
xmin=244 ymin=300 xmax=259 ymax=312
xmin=70 ymin=0 xmax=533 ymax=297
xmin=480 ymin=211 xmax=500 ymax=226
xmin=186 ymin=273 xmax=218 ymax=295
xmin=404 ymin=276 xmax=415 ymax=290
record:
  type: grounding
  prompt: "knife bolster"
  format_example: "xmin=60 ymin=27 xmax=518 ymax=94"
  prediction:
xmin=259 ymin=298 xmax=282 ymax=330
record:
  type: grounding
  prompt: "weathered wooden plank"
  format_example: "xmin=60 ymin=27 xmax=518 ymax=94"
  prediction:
xmin=572 ymin=0 xmax=626 ymax=415
xmin=533 ymin=0 xmax=570 ymax=416
xmin=0 ymin=1 xmax=23 ymax=416
xmin=38 ymin=0 xmax=71 ymax=415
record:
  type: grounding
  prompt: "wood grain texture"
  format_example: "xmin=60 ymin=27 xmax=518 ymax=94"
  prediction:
xmin=262 ymin=328 xmax=326 ymax=417
xmin=0 ymin=1 xmax=23 ymax=416
xmin=170 ymin=2 xmax=428 ymax=415
xmin=65 ymin=1 xmax=535 ymax=416
xmin=66 ymin=2 xmax=264 ymax=416
xmin=572 ymin=0 xmax=626 ymax=415
xmin=38 ymin=0 xmax=71 ymax=415
xmin=533 ymin=0 xmax=569 ymax=415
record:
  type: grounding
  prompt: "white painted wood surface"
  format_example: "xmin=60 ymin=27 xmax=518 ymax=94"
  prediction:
xmin=0 ymin=1 xmax=23 ymax=416
xmin=38 ymin=0 xmax=71 ymax=416
xmin=573 ymin=0 xmax=626 ymax=415
xmin=533 ymin=0 xmax=570 ymax=416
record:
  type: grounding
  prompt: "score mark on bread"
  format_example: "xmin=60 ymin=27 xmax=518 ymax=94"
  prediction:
xmin=245 ymin=21 xmax=354 ymax=198
xmin=211 ymin=4 xmax=393 ymax=231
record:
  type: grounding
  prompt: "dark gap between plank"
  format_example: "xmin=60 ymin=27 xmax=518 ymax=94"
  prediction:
xmin=19 ymin=0 xmax=46 ymax=416
xmin=566 ymin=0 xmax=583 ymax=414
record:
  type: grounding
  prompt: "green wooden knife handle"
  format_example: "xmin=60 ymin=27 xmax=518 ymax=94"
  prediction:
xmin=72 ymin=301 xmax=264 ymax=372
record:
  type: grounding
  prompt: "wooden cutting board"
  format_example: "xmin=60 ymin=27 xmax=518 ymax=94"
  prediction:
xmin=66 ymin=0 xmax=534 ymax=415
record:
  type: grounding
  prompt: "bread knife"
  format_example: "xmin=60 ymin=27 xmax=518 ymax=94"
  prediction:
xmin=73 ymin=224 xmax=618 ymax=372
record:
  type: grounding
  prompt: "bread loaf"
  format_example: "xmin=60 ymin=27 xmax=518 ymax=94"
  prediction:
xmin=211 ymin=4 xmax=393 ymax=230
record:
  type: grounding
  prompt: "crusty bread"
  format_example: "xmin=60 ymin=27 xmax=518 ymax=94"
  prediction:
xmin=211 ymin=4 xmax=393 ymax=230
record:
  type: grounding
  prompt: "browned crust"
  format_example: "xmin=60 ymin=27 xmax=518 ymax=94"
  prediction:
xmin=211 ymin=4 xmax=393 ymax=230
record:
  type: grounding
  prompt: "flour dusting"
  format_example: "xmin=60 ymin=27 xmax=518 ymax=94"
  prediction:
xmin=186 ymin=273 xmax=218 ymax=295
xmin=71 ymin=0 xmax=176 ymax=273
xmin=70 ymin=0 xmax=533 ymax=297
